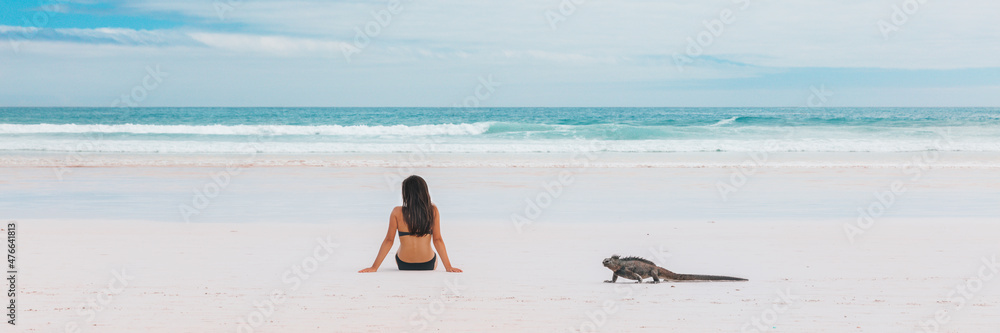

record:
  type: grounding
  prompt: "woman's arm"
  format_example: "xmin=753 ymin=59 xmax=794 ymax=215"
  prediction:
xmin=358 ymin=208 xmax=398 ymax=273
xmin=431 ymin=206 xmax=462 ymax=272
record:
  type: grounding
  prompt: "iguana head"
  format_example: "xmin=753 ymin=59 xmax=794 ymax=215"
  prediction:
xmin=602 ymin=255 xmax=622 ymax=270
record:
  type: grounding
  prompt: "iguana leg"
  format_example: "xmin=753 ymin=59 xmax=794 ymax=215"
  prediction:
xmin=604 ymin=272 xmax=618 ymax=283
xmin=622 ymin=269 xmax=644 ymax=283
xmin=649 ymin=274 xmax=660 ymax=284
xmin=613 ymin=268 xmax=642 ymax=283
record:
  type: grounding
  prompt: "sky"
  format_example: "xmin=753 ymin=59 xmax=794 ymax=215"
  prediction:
xmin=1 ymin=0 xmax=999 ymax=107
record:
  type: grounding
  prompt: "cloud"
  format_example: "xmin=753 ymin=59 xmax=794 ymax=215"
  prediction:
xmin=0 ymin=25 xmax=199 ymax=46
xmin=133 ymin=1 xmax=1000 ymax=70
xmin=0 ymin=25 xmax=358 ymax=58
xmin=1 ymin=0 xmax=999 ymax=106
xmin=7 ymin=0 xmax=1000 ymax=69
xmin=500 ymin=50 xmax=620 ymax=66
xmin=187 ymin=32 xmax=350 ymax=56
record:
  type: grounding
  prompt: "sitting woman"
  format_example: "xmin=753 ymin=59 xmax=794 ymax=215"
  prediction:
xmin=358 ymin=175 xmax=462 ymax=273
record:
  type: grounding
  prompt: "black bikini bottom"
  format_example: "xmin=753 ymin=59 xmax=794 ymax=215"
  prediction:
xmin=396 ymin=254 xmax=436 ymax=270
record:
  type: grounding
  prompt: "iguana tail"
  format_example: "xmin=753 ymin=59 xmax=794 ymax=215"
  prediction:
xmin=672 ymin=274 xmax=747 ymax=281
xmin=658 ymin=267 xmax=747 ymax=281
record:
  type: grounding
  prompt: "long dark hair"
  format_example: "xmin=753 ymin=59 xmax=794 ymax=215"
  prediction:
xmin=401 ymin=175 xmax=434 ymax=237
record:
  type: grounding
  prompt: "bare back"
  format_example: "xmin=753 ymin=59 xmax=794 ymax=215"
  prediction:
xmin=393 ymin=205 xmax=437 ymax=263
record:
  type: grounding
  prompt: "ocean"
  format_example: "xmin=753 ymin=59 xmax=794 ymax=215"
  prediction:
xmin=3 ymin=107 xmax=999 ymax=222
xmin=1 ymin=107 xmax=999 ymax=155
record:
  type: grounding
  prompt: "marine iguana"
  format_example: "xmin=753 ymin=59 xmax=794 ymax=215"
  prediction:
xmin=602 ymin=255 xmax=747 ymax=283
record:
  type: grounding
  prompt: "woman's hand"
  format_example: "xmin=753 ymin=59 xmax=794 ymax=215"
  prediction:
xmin=445 ymin=267 xmax=463 ymax=273
xmin=358 ymin=267 xmax=378 ymax=273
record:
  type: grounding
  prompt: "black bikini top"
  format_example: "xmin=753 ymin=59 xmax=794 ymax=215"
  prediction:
xmin=398 ymin=230 xmax=432 ymax=237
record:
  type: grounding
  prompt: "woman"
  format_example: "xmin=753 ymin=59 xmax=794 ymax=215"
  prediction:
xmin=358 ymin=175 xmax=462 ymax=273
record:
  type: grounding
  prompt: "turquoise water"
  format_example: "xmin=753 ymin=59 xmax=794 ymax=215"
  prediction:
xmin=1 ymin=107 xmax=998 ymax=154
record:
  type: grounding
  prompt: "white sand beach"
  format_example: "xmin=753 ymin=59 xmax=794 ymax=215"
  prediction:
xmin=6 ymin=156 xmax=1000 ymax=332
xmin=15 ymin=217 xmax=1000 ymax=332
